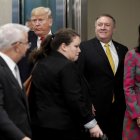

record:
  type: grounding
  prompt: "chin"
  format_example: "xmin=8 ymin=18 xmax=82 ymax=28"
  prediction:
xmin=74 ymin=58 xmax=78 ymax=61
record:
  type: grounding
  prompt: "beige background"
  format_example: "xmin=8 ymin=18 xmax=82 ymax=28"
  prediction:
xmin=0 ymin=0 xmax=12 ymax=26
xmin=88 ymin=0 xmax=140 ymax=49
xmin=0 ymin=0 xmax=140 ymax=49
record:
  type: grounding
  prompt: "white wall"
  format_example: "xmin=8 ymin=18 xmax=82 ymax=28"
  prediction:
xmin=88 ymin=0 xmax=140 ymax=49
xmin=0 ymin=0 xmax=12 ymax=26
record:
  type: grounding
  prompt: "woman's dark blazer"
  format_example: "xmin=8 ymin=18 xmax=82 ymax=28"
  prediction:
xmin=29 ymin=51 xmax=94 ymax=130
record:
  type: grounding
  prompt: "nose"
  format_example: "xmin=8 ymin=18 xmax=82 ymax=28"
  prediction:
xmin=78 ymin=47 xmax=81 ymax=53
xmin=101 ymin=24 xmax=106 ymax=29
xmin=34 ymin=20 xmax=40 ymax=25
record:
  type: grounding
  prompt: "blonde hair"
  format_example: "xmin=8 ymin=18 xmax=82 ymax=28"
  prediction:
xmin=31 ymin=7 xmax=52 ymax=19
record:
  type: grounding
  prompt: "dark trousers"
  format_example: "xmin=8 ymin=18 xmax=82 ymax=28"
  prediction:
xmin=95 ymin=103 xmax=125 ymax=140
xmin=31 ymin=125 xmax=92 ymax=140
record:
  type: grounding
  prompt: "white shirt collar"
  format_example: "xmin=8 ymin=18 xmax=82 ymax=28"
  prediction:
xmin=37 ymin=31 xmax=52 ymax=49
xmin=0 ymin=52 xmax=16 ymax=75
xmin=38 ymin=30 xmax=52 ymax=40
xmin=101 ymin=40 xmax=113 ymax=48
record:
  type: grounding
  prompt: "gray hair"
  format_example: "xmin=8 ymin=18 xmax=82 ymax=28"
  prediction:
xmin=95 ymin=13 xmax=116 ymax=26
xmin=31 ymin=7 xmax=52 ymax=18
xmin=0 ymin=23 xmax=29 ymax=50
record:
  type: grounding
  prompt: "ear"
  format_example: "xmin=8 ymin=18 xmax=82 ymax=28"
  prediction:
xmin=13 ymin=43 xmax=20 ymax=53
xmin=60 ymin=43 xmax=67 ymax=52
xmin=113 ymin=25 xmax=116 ymax=33
xmin=49 ymin=18 xmax=53 ymax=26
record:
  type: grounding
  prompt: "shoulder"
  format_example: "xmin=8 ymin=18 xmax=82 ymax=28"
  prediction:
xmin=80 ymin=37 xmax=97 ymax=46
xmin=126 ymin=49 xmax=137 ymax=56
xmin=0 ymin=63 xmax=9 ymax=82
xmin=124 ymin=49 xmax=140 ymax=63
xmin=28 ymin=30 xmax=37 ymax=37
xmin=80 ymin=37 xmax=99 ymax=51
xmin=113 ymin=40 xmax=128 ymax=51
xmin=28 ymin=31 xmax=37 ymax=41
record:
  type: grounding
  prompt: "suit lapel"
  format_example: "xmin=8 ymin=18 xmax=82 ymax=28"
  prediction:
xmin=6 ymin=68 xmax=21 ymax=88
xmin=112 ymin=41 xmax=123 ymax=74
xmin=0 ymin=57 xmax=29 ymax=110
xmin=0 ymin=57 xmax=21 ymax=90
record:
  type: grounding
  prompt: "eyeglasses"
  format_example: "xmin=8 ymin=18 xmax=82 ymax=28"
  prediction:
xmin=12 ymin=41 xmax=31 ymax=49
xmin=19 ymin=42 xmax=31 ymax=49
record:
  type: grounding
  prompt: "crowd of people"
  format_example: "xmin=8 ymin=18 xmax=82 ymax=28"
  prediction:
xmin=0 ymin=5 xmax=139 ymax=140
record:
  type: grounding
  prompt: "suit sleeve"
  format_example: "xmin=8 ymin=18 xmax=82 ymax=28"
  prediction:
xmin=60 ymin=62 xmax=94 ymax=124
xmin=0 ymin=83 xmax=25 ymax=139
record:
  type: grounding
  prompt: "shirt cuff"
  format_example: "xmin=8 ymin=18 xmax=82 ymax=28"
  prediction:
xmin=84 ymin=119 xmax=97 ymax=129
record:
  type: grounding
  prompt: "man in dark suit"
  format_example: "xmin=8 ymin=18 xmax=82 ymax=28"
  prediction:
xmin=18 ymin=6 xmax=53 ymax=82
xmin=77 ymin=14 xmax=128 ymax=140
xmin=0 ymin=23 xmax=31 ymax=140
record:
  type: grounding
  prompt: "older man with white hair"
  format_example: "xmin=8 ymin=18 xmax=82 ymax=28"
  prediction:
xmin=0 ymin=23 xmax=32 ymax=140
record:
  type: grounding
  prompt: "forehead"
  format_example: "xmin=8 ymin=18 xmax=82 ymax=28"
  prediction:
xmin=31 ymin=9 xmax=49 ymax=18
xmin=31 ymin=14 xmax=48 ymax=20
xmin=71 ymin=36 xmax=81 ymax=44
xmin=96 ymin=16 xmax=114 ymax=24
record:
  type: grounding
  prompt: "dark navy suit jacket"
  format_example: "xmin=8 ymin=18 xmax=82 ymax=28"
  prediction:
xmin=77 ymin=37 xmax=128 ymax=140
xmin=0 ymin=57 xmax=31 ymax=140
xmin=18 ymin=31 xmax=37 ymax=82
xmin=29 ymin=51 xmax=95 ymax=131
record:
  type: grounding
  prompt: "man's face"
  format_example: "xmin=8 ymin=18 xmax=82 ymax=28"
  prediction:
xmin=31 ymin=13 xmax=52 ymax=37
xmin=95 ymin=16 xmax=115 ymax=43
xmin=13 ymin=32 xmax=30 ymax=63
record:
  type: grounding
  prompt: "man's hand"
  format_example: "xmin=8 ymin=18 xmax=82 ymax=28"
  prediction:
xmin=22 ymin=136 xmax=31 ymax=140
xmin=89 ymin=124 xmax=103 ymax=138
xmin=137 ymin=117 xmax=140 ymax=128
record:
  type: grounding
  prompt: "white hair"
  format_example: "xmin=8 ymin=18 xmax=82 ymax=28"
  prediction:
xmin=0 ymin=23 xmax=29 ymax=50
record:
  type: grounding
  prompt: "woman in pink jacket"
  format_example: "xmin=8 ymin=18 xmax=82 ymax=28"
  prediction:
xmin=122 ymin=25 xmax=140 ymax=140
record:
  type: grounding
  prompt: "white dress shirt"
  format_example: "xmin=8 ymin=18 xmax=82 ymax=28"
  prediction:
xmin=101 ymin=41 xmax=119 ymax=73
xmin=37 ymin=30 xmax=52 ymax=49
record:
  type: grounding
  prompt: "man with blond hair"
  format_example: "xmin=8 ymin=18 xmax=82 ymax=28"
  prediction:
xmin=18 ymin=6 xmax=53 ymax=82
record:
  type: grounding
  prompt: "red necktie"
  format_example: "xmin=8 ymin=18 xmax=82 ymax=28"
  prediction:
xmin=40 ymin=37 xmax=45 ymax=43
